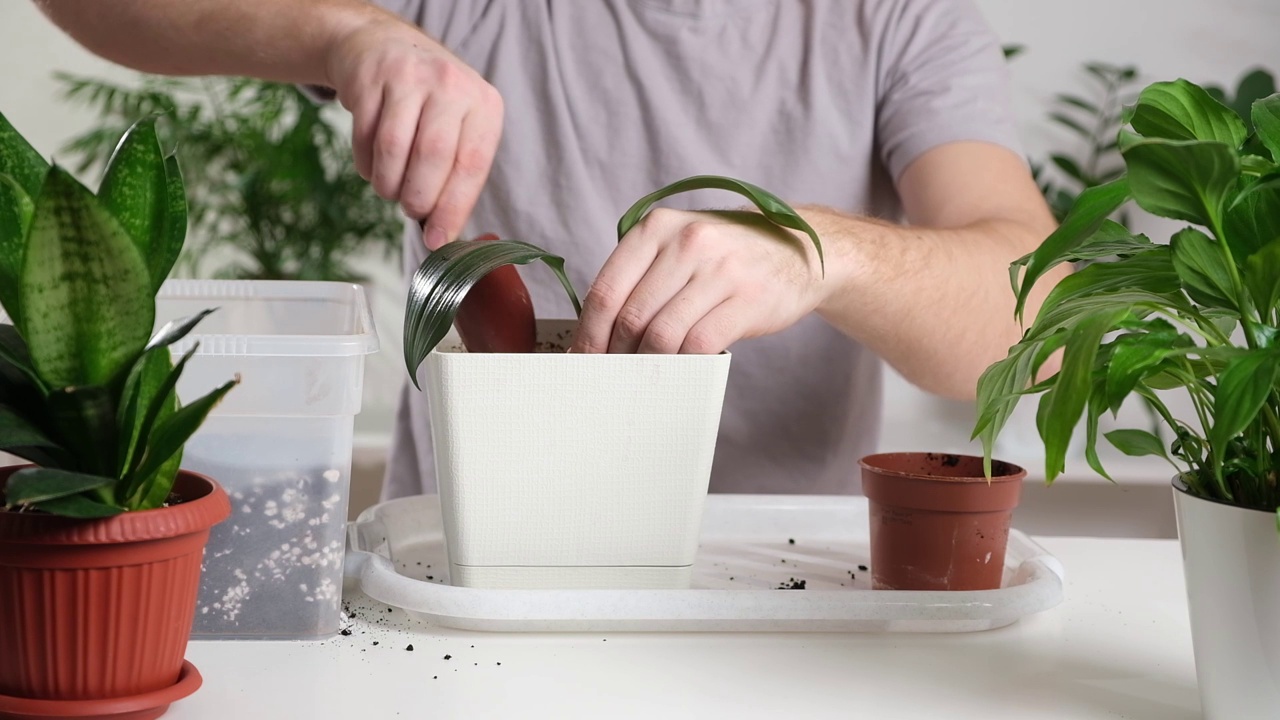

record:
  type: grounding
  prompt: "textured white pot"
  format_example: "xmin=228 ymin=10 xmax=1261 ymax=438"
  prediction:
xmin=423 ymin=320 xmax=731 ymax=589
xmin=1173 ymin=480 xmax=1280 ymax=719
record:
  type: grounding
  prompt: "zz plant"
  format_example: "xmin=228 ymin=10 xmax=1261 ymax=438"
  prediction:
xmin=0 ymin=112 xmax=236 ymax=518
xmin=975 ymin=78 xmax=1280 ymax=523
xmin=402 ymin=176 xmax=823 ymax=381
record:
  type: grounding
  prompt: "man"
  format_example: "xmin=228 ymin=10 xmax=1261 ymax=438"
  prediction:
xmin=38 ymin=0 xmax=1065 ymax=498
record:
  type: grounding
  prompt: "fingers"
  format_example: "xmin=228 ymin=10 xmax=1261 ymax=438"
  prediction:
xmin=424 ymin=90 xmax=503 ymax=248
xmin=398 ymin=97 xmax=465 ymax=227
xmin=570 ymin=238 xmax=661 ymax=354
xmin=606 ymin=248 xmax=695 ymax=354
xmin=370 ymin=84 xmax=424 ymax=201
xmin=638 ymin=278 xmax=735 ymax=354
xmin=679 ymin=297 xmax=748 ymax=354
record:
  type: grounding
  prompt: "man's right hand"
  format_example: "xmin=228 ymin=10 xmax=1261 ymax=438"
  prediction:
xmin=324 ymin=17 xmax=503 ymax=250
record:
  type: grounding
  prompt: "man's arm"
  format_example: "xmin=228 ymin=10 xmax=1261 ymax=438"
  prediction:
xmin=36 ymin=0 xmax=502 ymax=247
xmin=569 ymin=141 xmax=1067 ymax=401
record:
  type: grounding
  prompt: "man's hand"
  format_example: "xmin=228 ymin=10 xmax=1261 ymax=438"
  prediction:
xmin=326 ymin=19 xmax=503 ymax=249
xmin=569 ymin=209 xmax=825 ymax=355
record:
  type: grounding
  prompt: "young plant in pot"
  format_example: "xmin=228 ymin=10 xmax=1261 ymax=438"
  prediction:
xmin=0 ymin=112 xmax=236 ymax=719
xmin=975 ymin=79 xmax=1280 ymax=720
xmin=402 ymin=178 xmax=821 ymax=590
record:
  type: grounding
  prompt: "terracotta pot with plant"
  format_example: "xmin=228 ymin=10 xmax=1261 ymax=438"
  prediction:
xmin=401 ymin=177 xmax=822 ymax=589
xmin=976 ymin=78 xmax=1280 ymax=719
xmin=0 ymin=112 xmax=237 ymax=719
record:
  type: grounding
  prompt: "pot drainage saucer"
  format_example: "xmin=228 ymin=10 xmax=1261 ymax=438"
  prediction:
xmin=0 ymin=660 xmax=202 ymax=720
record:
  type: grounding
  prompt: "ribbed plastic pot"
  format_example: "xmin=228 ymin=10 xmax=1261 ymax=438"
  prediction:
xmin=0 ymin=467 xmax=229 ymax=719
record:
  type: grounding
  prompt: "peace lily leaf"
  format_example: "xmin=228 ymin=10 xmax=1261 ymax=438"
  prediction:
xmin=1105 ymin=321 xmax=1193 ymax=413
xmin=1253 ymin=94 xmax=1280 ymax=161
xmin=20 ymin=167 xmax=154 ymax=388
xmin=1245 ymin=237 xmax=1280 ymax=318
xmin=1129 ymin=80 xmax=1248 ymax=148
xmin=1014 ymin=178 xmax=1130 ymax=321
xmin=1061 ymin=221 xmax=1154 ymax=262
xmin=1170 ymin=228 xmax=1238 ymax=308
xmin=404 ymin=239 xmax=580 ymax=386
xmin=1226 ymin=171 xmax=1280 ymax=260
xmin=30 ymin=492 xmax=124 ymax=518
xmin=1122 ymin=139 xmax=1240 ymax=229
xmin=616 ymin=175 xmax=824 ymax=273
xmin=0 ymin=111 xmax=50 ymax=200
xmin=1241 ymin=155 xmax=1276 ymax=177
xmin=3 ymin=467 xmax=114 ymax=507
xmin=1040 ymin=308 xmax=1130 ymax=481
xmin=1038 ymin=249 xmax=1179 ymax=322
xmin=1084 ymin=380 xmax=1112 ymax=482
xmin=0 ymin=174 xmax=34 ymax=326
xmin=1105 ymin=428 xmax=1173 ymax=462
xmin=1209 ymin=350 xmax=1280 ymax=468
xmin=130 ymin=377 xmax=237 ymax=508
xmin=99 ymin=117 xmax=170 ymax=293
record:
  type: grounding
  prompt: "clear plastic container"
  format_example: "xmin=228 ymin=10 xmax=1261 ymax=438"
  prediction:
xmin=156 ymin=280 xmax=379 ymax=639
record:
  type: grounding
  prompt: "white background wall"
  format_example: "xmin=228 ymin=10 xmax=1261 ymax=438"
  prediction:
xmin=1 ymin=0 xmax=1277 ymax=468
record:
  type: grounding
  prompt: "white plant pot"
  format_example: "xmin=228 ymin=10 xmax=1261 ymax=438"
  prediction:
xmin=1173 ymin=480 xmax=1280 ymax=719
xmin=423 ymin=320 xmax=731 ymax=589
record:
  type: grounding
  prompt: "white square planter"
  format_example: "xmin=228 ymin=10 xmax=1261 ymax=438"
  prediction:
xmin=423 ymin=320 xmax=731 ymax=589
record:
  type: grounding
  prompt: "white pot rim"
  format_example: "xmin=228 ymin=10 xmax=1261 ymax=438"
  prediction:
xmin=1171 ymin=473 xmax=1277 ymax=517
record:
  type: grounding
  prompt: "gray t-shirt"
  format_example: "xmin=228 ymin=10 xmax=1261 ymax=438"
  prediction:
xmin=374 ymin=0 xmax=1021 ymax=500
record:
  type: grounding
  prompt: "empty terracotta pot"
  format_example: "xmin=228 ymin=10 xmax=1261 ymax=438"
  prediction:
xmin=0 ymin=467 xmax=229 ymax=720
xmin=860 ymin=453 xmax=1025 ymax=591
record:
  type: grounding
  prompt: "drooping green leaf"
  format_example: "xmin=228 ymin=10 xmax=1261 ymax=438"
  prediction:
xmin=1170 ymin=227 xmax=1239 ymax=308
xmin=0 ymin=111 xmax=50 ymax=200
xmin=20 ymin=167 xmax=154 ymax=388
xmin=404 ymin=239 xmax=580 ymax=386
xmin=616 ymin=175 xmax=824 ymax=272
xmin=1105 ymin=428 xmax=1173 ymax=461
xmin=1122 ymin=139 xmax=1240 ymax=229
xmin=1209 ymin=350 xmax=1280 ymax=462
xmin=1038 ymin=249 xmax=1179 ymax=323
xmin=1061 ymin=221 xmax=1154 ymax=262
xmin=98 ymin=117 xmax=168 ymax=290
xmin=129 ymin=377 xmax=236 ymax=508
xmin=30 ymin=493 xmax=124 ymax=518
xmin=1105 ymin=320 xmax=1192 ymax=413
xmin=1225 ymin=172 xmax=1280 ymax=259
xmin=1241 ymin=155 xmax=1276 ymax=177
xmin=1014 ymin=178 xmax=1131 ymax=320
xmin=1040 ymin=308 xmax=1129 ymax=481
xmin=1084 ymin=380 xmax=1112 ymax=482
xmin=46 ymin=385 xmax=117 ymax=478
xmin=0 ymin=324 xmax=45 ymax=392
xmin=1253 ymin=94 xmax=1280 ymax=161
xmin=1245 ymin=237 xmax=1280 ymax=319
xmin=0 ymin=174 xmax=34 ymax=326
xmin=1130 ymin=80 xmax=1248 ymax=148
xmin=3 ymin=467 xmax=114 ymax=507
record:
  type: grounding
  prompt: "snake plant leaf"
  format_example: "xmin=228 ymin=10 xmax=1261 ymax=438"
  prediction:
xmin=0 ymin=174 xmax=34 ymax=326
xmin=1122 ymin=139 xmax=1239 ymax=230
xmin=122 ymin=344 xmax=195 ymax=490
xmin=403 ymin=239 xmax=580 ymax=386
xmin=616 ymin=175 xmax=825 ymax=273
xmin=129 ymin=376 xmax=237 ymax=508
xmin=0 ymin=404 xmax=61 ymax=461
xmin=1253 ymin=94 xmax=1280 ymax=161
xmin=3 ymin=466 xmax=115 ymax=508
xmin=0 ymin=324 xmax=45 ymax=393
xmin=1013 ymin=177 xmax=1130 ymax=322
xmin=157 ymin=153 xmax=187 ymax=290
xmin=145 ymin=308 xmax=215 ymax=352
xmin=46 ymin=384 xmax=117 ymax=478
xmin=1129 ymin=80 xmax=1248 ymax=148
xmin=0 ymin=111 xmax=50 ymax=200
xmin=116 ymin=345 xmax=178 ymax=480
xmin=20 ymin=166 xmax=154 ymax=389
xmin=30 ymin=492 xmax=125 ymax=518
xmin=98 ymin=117 xmax=175 ymax=293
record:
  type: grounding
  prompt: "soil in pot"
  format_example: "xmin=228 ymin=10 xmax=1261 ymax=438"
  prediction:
xmin=859 ymin=452 xmax=1025 ymax=591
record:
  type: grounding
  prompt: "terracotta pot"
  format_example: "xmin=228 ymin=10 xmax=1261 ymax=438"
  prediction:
xmin=860 ymin=452 xmax=1025 ymax=591
xmin=0 ymin=467 xmax=229 ymax=720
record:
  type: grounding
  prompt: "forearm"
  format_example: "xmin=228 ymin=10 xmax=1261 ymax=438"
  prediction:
xmin=35 ymin=0 xmax=398 ymax=86
xmin=807 ymin=207 xmax=1066 ymax=400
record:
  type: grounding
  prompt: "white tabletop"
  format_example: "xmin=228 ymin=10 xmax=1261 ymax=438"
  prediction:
xmin=172 ymin=537 xmax=1199 ymax=720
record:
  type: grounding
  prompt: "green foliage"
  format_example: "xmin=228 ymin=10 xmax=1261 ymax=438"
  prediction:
xmin=56 ymin=74 xmax=400 ymax=282
xmin=976 ymin=77 xmax=1280 ymax=516
xmin=0 ymin=113 xmax=236 ymax=518
xmin=403 ymin=176 xmax=820 ymax=378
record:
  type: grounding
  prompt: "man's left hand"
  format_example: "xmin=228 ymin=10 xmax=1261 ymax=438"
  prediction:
xmin=569 ymin=208 xmax=824 ymax=355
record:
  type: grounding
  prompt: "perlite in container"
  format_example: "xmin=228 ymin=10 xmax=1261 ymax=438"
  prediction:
xmin=155 ymin=280 xmax=378 ymax=639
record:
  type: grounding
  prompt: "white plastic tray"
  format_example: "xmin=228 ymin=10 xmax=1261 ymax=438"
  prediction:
xmin=344 ymin=494 xmax=1065 ymax=633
